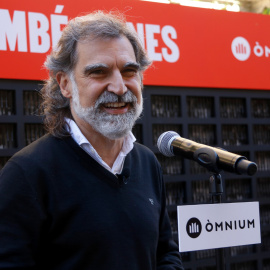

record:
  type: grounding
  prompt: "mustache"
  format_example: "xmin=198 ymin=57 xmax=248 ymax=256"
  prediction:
xmin=94 ymin=90 xmax=138 ymax=108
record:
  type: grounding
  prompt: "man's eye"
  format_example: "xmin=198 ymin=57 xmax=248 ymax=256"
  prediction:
xmin=123 ymin=69 xmax=137 ymax=76
xmin=91 ymin=70 xmax=104 ymax=75
xmin=87 ymin=69 xmax=106 ymax=78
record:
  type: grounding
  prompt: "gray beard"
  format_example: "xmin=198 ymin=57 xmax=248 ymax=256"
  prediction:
xmin=70 ymin=75 xmax=143 ymax=140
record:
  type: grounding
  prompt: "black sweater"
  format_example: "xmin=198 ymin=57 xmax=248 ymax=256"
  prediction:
xmin=0 ymin=134 xmax=184 ymax=270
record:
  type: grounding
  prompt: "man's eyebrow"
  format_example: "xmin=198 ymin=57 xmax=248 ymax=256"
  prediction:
xmin=123 ymin=62 xmax=140 ymax=70
xmin=83 ymin=63 xmax=108 ymax=75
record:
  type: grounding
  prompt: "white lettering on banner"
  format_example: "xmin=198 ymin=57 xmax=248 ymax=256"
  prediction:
xmin=0 ymin=10 xmax=27 ymax=52
xmin=126 ymin=22 xmax=145 ymax=49
xmin=0 ymin=6 xmax=68 ymax=53
xmin=232 ymin=36 xmax=270 ymax=61
xmin=265 ymin=46 xmax=270 ymax=57
xmin=161 ymin=25 xmax=180 ymax=63
xmin=51 ymin=13 xmax=68 ymax=49
xmin=231 ymin=37 xmax=251 ymax=61
xmin=54 ymin=5 xmax=64 ymax=14
xmin=0 ymin=7 xmax=179 ymax=63
xmin=127 ymin=22 xmax=180 ymax=63
xmin=253 ymin=42 xmax=264 ymax=57
xmin=29 ymin=12 xmax=50 ymax=53
xmin=51 ymin=5 xmax=68 ymax=49
xmin=145 ymin=24 xmax=162 ymax=61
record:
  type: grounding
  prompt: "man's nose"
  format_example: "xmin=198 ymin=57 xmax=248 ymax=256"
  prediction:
xmin=107 ymin=71 xmax=127 ymax=96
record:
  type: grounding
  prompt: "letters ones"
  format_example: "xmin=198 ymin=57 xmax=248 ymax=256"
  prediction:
xmin=127 ymin=23 xmax=180 ymax=63
xmin=0 ymin=5 xmax=67 ymax=53
xmin=0 ymin=6 xmax=180 ymax=63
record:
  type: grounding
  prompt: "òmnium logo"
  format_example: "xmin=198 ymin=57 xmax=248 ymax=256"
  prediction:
xmin=186 ymin=217 xmax=202 ymax=238
xmin=231 ymin=37 xmax=251 ymax=61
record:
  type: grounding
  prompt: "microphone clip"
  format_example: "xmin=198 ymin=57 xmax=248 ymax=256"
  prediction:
xmin=193 ymin=147 xmax=220 ymax=174
xmin=116 ymin=168 xmax=130 ymax=185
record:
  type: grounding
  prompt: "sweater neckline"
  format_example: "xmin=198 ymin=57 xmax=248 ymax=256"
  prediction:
xmin=61 ymin=136 xmax=132 ymax=188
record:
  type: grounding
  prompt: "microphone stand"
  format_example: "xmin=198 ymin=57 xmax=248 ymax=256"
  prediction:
xmin=193 ymin=148 xmax=226 ymax=270
xmin=209 ymin=173 xmax=225 ymax=270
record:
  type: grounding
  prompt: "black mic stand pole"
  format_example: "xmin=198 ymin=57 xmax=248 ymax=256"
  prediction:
xmin=193 ymin=148 xmax=226 ymax=270
xmin=209 ymin=173 xmax=225 ymax=270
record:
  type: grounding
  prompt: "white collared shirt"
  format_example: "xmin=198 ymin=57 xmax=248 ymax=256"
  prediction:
xmin=65 ymin=118 xmax=136 ymax=175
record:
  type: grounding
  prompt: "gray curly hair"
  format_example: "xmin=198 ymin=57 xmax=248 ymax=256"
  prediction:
xmin=41 ymin=10 xmax=152 ymax=138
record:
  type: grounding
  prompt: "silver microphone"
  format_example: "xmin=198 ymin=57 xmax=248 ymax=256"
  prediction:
xmin=157 ymin=131 xmax=257 ymax=176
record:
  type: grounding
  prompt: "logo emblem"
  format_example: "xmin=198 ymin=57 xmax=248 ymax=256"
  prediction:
xmin=186 ymin=217 xmax=202 ymax=238
xmin=231 ymin=37 xmax=251 ymax=61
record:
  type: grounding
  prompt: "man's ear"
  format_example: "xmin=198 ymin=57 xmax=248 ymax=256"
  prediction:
xmin=56 ymin=72 xmax=72 ymax=98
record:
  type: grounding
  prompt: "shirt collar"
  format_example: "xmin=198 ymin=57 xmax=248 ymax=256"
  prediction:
xmin=66 ymin=118 xmax=90 ymax=146
xmin=65 ymin=118 xmax=136 ymax=171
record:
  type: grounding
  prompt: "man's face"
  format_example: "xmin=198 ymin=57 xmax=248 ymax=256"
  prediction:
xmin=69 ymin=36 xmax=143 ymax=139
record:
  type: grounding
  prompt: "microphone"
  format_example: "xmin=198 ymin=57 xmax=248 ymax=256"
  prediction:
xmin=116 ymin=168 xmax=130 ymax=185
xmin=157 ymin=131 xmax=257 ymax=176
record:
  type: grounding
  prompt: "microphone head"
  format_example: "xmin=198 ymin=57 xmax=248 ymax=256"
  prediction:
xmin=157 ymin=131 xmax=180 ymax=157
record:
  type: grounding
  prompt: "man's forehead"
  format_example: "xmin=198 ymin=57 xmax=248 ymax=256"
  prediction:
xmin=77 ymin=35 xmax=134 ymax=51
xmin=75 ymin=36 xmax=138 ymax=67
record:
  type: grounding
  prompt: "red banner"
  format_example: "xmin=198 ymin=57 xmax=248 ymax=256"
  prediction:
xmin=1 ymin=0 xmax=270 ymax=89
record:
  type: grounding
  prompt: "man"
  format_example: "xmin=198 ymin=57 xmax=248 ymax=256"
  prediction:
xmin=0 ymin=11 xmax=184 ymax=270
